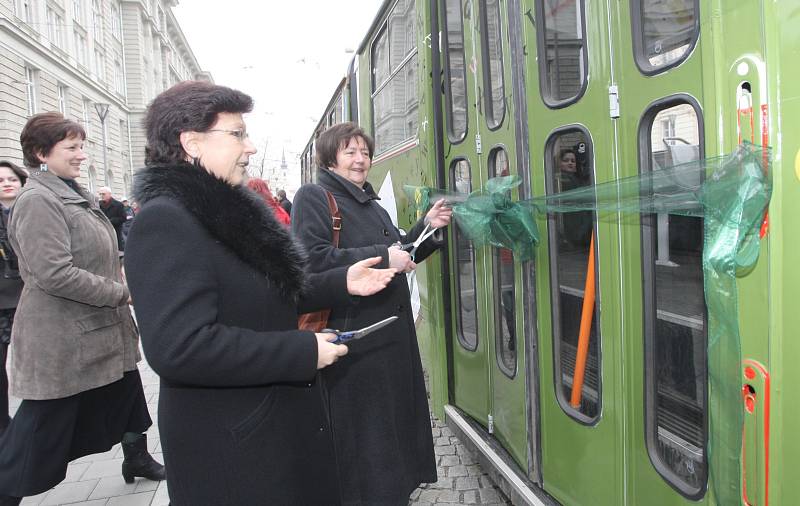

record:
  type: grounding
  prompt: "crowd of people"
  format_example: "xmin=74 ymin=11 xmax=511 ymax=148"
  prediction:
xmin=0 ymin=80 xmax=452 ymax=505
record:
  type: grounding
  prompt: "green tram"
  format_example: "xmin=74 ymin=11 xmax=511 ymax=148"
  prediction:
xmin=299 ymin=1 xmax=799 ymax=504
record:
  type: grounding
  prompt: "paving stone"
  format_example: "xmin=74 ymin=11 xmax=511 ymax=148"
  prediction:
xmin=478 ymin=487 xmax=503 ymax=504
xmin=462 ymin=490 xmax=478 ymax=504
xmin=447 ymin=465 xmax=468 ymax=477
xmin=466 ymin=464 xmax=484 ymax=476
xmin=438 ymin=455 xmax=459 ymax=467
xmin=410 ymin=488 xmax=422 ymax=500
xmin=440 ymin=426 xmax=454 ymax=438
xmin=434 ymin=436 xmax=450 ymax=446
xmin=82 ymin=458 xmax=125 ymax=480
xmin=427 ymin=476 xmax=454 ymax=490
xmin=432 ymin=490 xmax=460 ymax=503
xmin=88 ymin=475 xmax=138 ymax=499
xmin=107 ymin=491 xmax=156 ymax=505
xmin=434 ymin=444 xmax=456 ymax=456
xmin=134 ymin=478 xmax=160 ymax=493
xmin=151 ymin=481 xmax=170 ymax=506
xmin=454 ymin=476 xmax=480 ymax=490
xmin=63 ymin=462 xmax=91 ymax=483
xmin=39 ymin=479 xmax=99 ymax=505
xmin=417 ymin=489 xmax=441 ymax=502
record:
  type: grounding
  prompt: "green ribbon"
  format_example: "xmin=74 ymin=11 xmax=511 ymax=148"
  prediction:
xmin=406 ymin=143 xmax=771 ymax=503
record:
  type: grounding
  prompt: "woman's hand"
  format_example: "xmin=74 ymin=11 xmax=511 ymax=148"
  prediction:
xmin=316 ymin=333 xmax=348 ymax=369
xmin=425 ymin=199 xmax=453 ymax=229
xmin=388 ymin=246 xmax=416 ymax=273
xmin=346 ymin=256 xmax=398 ymax=296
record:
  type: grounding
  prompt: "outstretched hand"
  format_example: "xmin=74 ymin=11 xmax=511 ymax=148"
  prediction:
xmin=346 ymin=256 xmax=398 ymax=296
xmin=425 ymin=199 xmax=453 ymax=229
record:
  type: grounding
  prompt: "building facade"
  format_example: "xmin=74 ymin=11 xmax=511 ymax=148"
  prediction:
xmin=0 ymin=0 xmax=208 ymax=199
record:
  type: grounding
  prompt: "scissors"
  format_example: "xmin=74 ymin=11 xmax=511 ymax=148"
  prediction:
xmin=396 ymin=223 xmax=438 ymax=261
xmin=322 ymin=316 xmax=399 ymax=344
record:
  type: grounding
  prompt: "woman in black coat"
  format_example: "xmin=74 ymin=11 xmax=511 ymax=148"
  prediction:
xmin=292 ymin=122 xmax=452 ymax=504
xmin=124 ymin=82 xmax=396 ymax=506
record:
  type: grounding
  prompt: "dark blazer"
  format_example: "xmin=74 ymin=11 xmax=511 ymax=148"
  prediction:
xmin=126 ymin=163 xmax=352 ymax=506
xmin=0 ymin=207 xmax=22 ymax=310
xmin=292 ymin=168 xmax=439 ymax=504
xmin=100 ymin=197 xmax=126 ymax=250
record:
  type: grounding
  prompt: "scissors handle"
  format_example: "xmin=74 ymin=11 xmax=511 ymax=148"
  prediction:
xmin=320 ymin=329 xmax=354 ymax=344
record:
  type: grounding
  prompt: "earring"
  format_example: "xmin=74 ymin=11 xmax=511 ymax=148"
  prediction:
xmin=39 ymin=163 xmax=48 ymax=172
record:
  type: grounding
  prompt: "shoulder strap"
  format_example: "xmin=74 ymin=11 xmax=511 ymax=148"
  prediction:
xmin=324 ymin=190 xmax=341 ymax=247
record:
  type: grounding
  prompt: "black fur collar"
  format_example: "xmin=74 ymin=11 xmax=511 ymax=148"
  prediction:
xmin=133 ymin=162 xmax=306 ymax=300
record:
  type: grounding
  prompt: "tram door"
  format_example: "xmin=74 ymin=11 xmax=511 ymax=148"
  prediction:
xmin=521 ymin=0 xmax=621 ymax=504
xmin=440 ymin=0 xmax=531 ymax=471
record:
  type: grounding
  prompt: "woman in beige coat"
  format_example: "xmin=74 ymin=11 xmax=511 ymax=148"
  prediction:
xmin=0 ymin=113 xmax=164 ymax=506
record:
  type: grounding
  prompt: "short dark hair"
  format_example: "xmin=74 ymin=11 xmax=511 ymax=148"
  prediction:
xmin=144 ymin=81 xmax=254 ymax=165
xmin=276 ymin=189 xmax=286 ymax=199
xmin=315 ymin=122 xmax=374 ymax=169
xmin=20 ymin=112 xmax=86 ymax=169
xmin=0 ymin=160 xmax=28 ymax=186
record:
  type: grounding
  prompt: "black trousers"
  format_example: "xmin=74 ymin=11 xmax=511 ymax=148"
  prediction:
xmin=0 ymin=342 xmax=8 ymax=433
xmin=0 ymin=370 xmax=152 ymax=497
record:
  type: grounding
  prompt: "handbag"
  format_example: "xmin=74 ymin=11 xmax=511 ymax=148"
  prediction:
xmin=298 ymin=190 xmax=341 ymax=332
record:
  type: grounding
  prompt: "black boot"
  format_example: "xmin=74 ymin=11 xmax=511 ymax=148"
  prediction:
xmin=0 ymin=495 xmax=21 ymax=506
xmin=121 ymin=433 xmax=166 ymax=483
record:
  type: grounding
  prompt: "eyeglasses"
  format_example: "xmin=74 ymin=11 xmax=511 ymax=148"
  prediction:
xmin=207 ymin=129 xmax=249 ymax=141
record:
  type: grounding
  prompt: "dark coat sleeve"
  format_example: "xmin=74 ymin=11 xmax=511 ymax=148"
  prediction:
xmin=297 ymin=266 xmax=354 ymax=314
xmin=125 ymin=199 xmax=319 ymax=387
xmin=396 ymin=214 xmax=444 ymax=264
xmin=292 ymin=184 xmax=390 ymax=270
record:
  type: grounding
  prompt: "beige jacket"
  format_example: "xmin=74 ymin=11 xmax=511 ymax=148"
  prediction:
xmin=8 ymin=170 xmax=140 ymax=400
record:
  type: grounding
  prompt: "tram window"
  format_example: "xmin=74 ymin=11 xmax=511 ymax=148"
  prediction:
xmin=371 ymin=0 xmax=418 ymax=155
xmin=632 ymin=0 xmax=699 ymax=75
xmin=545 ymin=129 xmax=600 ymax=423
xmin=489 ymin=148 xmax=516 ymax=376
xmin=641 ymin=99 xmax=707 ymax=498
xmin=451 ymin=159 xmax=479 ymax=351
xmin=480 ymin=0 xmax=505 ymax=129
xmin=443 ymin=0 xmax=468 ymax=142
xmin=535 ymin=0 xmax=588 ymax=108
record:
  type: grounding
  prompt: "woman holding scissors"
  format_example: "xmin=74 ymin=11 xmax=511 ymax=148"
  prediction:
xmin=292 ymin=122 xmax=452 ymax=505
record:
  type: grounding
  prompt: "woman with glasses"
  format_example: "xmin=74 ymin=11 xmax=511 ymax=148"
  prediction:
xmin=124 ymin=81 xmax=397 ymax=505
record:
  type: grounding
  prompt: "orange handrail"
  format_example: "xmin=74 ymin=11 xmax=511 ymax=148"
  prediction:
xmin=570 ymin=232 xmax=596 ymax=408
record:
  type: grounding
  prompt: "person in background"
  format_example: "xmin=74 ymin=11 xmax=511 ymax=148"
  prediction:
xmin=122 ymin=198 xmax=134 ymax=219
xmin=124 ymin=81 xmax=397 ymax=505
xmin=98 ymin=186 xmax=126 ymax=252
xmin=247 ymin=177 xmax=290 ymax=226
xmin=292 ymin=122 xmax=452 ymax=504
xmin=277 ymin=188 xmax=292 ymax=215
xmin=0 ymin=160 xmax=25 ymax=436
xmin=0 ymin=113 xmax=164 ymax=506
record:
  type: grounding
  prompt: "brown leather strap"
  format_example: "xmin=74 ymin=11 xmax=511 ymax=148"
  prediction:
xmin=324 ymin=190 xmax=341 ymax=247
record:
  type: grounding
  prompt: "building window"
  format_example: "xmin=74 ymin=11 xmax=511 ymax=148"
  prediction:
xmin=87 ymin=165 xmax=97 ymax=194
xmin=57 ymin=84 xmax=69 ymax=114
xmin=640 ymin=98 xmax=706 ymax=498
xmin=74 ymin=31 xmax=88 ymax=67
xmin=110 ymin=2 xmax=121 ymax=39
xmin=92 ymin=0 xmax=103 ymax=41
xmin=94 ymin=49 xmax=106 ymax=81
xmin=442 ymin=0 xmax=467 ymax=143
xmin=114 ymin=60 xmax=125 ymax=95
xmin=21 ymin=0 xmax=34 ymax=24
xmin=72 ymin=0 xmax=84 ymax=23
xmin=451 ymin=158 xmax=479 ymax=350
xmin=536 ymin=0 xmax=588 ymax=108
xmin=546 ymin=127 xmax=600 ymax=424
xmin=632 ymin=0 xmax=699 ymax=75
xmin=46 ymin=6 xmax=64 ymax=48
xmin=370 ymin=0 xmax=418 ymax=156
xmin=479 ymin=0 xmax=505 ymax=129
xmin=119 ymin=118 xmax=126 ymax=152
xmin=82 ymin=98 xmax=92 ymax=136
xmin=24 ymin=67 xmax=38 ymax=116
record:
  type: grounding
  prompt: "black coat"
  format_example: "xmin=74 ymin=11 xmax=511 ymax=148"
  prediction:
xmin=0 ymin=207 xmax=22 ymax=310
xmin=292 ymin=169 xmax=439 ymax=504
xmin=100 ymin=197 xmax=126 ymax=250
xmin=126 ymin=163 xmax=353 ymax=506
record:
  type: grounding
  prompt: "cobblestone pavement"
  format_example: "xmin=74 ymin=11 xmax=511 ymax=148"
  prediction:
xmin=10 ymin=359 xmax=510 ymax=505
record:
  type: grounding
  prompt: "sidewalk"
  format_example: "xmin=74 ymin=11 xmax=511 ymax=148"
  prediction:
xmin=10 ymin=359 xmax=509 ymax=505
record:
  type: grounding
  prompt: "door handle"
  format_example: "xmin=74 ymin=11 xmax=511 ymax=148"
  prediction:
xmin=741 ymin=359 xmax=770 ymax=506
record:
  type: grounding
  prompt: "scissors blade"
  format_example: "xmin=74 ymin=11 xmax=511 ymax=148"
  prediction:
xmin=340 ymin=316 xmax=399 ymax=342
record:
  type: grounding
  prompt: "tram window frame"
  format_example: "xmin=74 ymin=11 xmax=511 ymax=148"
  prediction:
xmin=631 ymin=0 xmax=700 ymax=76
xmin=479 ymin=0 xmax=506 ymax=130
xmin=488 ymin=146 xmax=517 ymax=378
xmin=442 ymin=0 xmax=468 ymax=144
xmin=535 ymin=0 xmax=589 ymax=109
xmin=544 ymin=126 xmax=601 ymax=425
xmin=450 ymin=157 xmax=480 ymax=352
xmin=639 ymin=95 xmax=708 ymax=499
